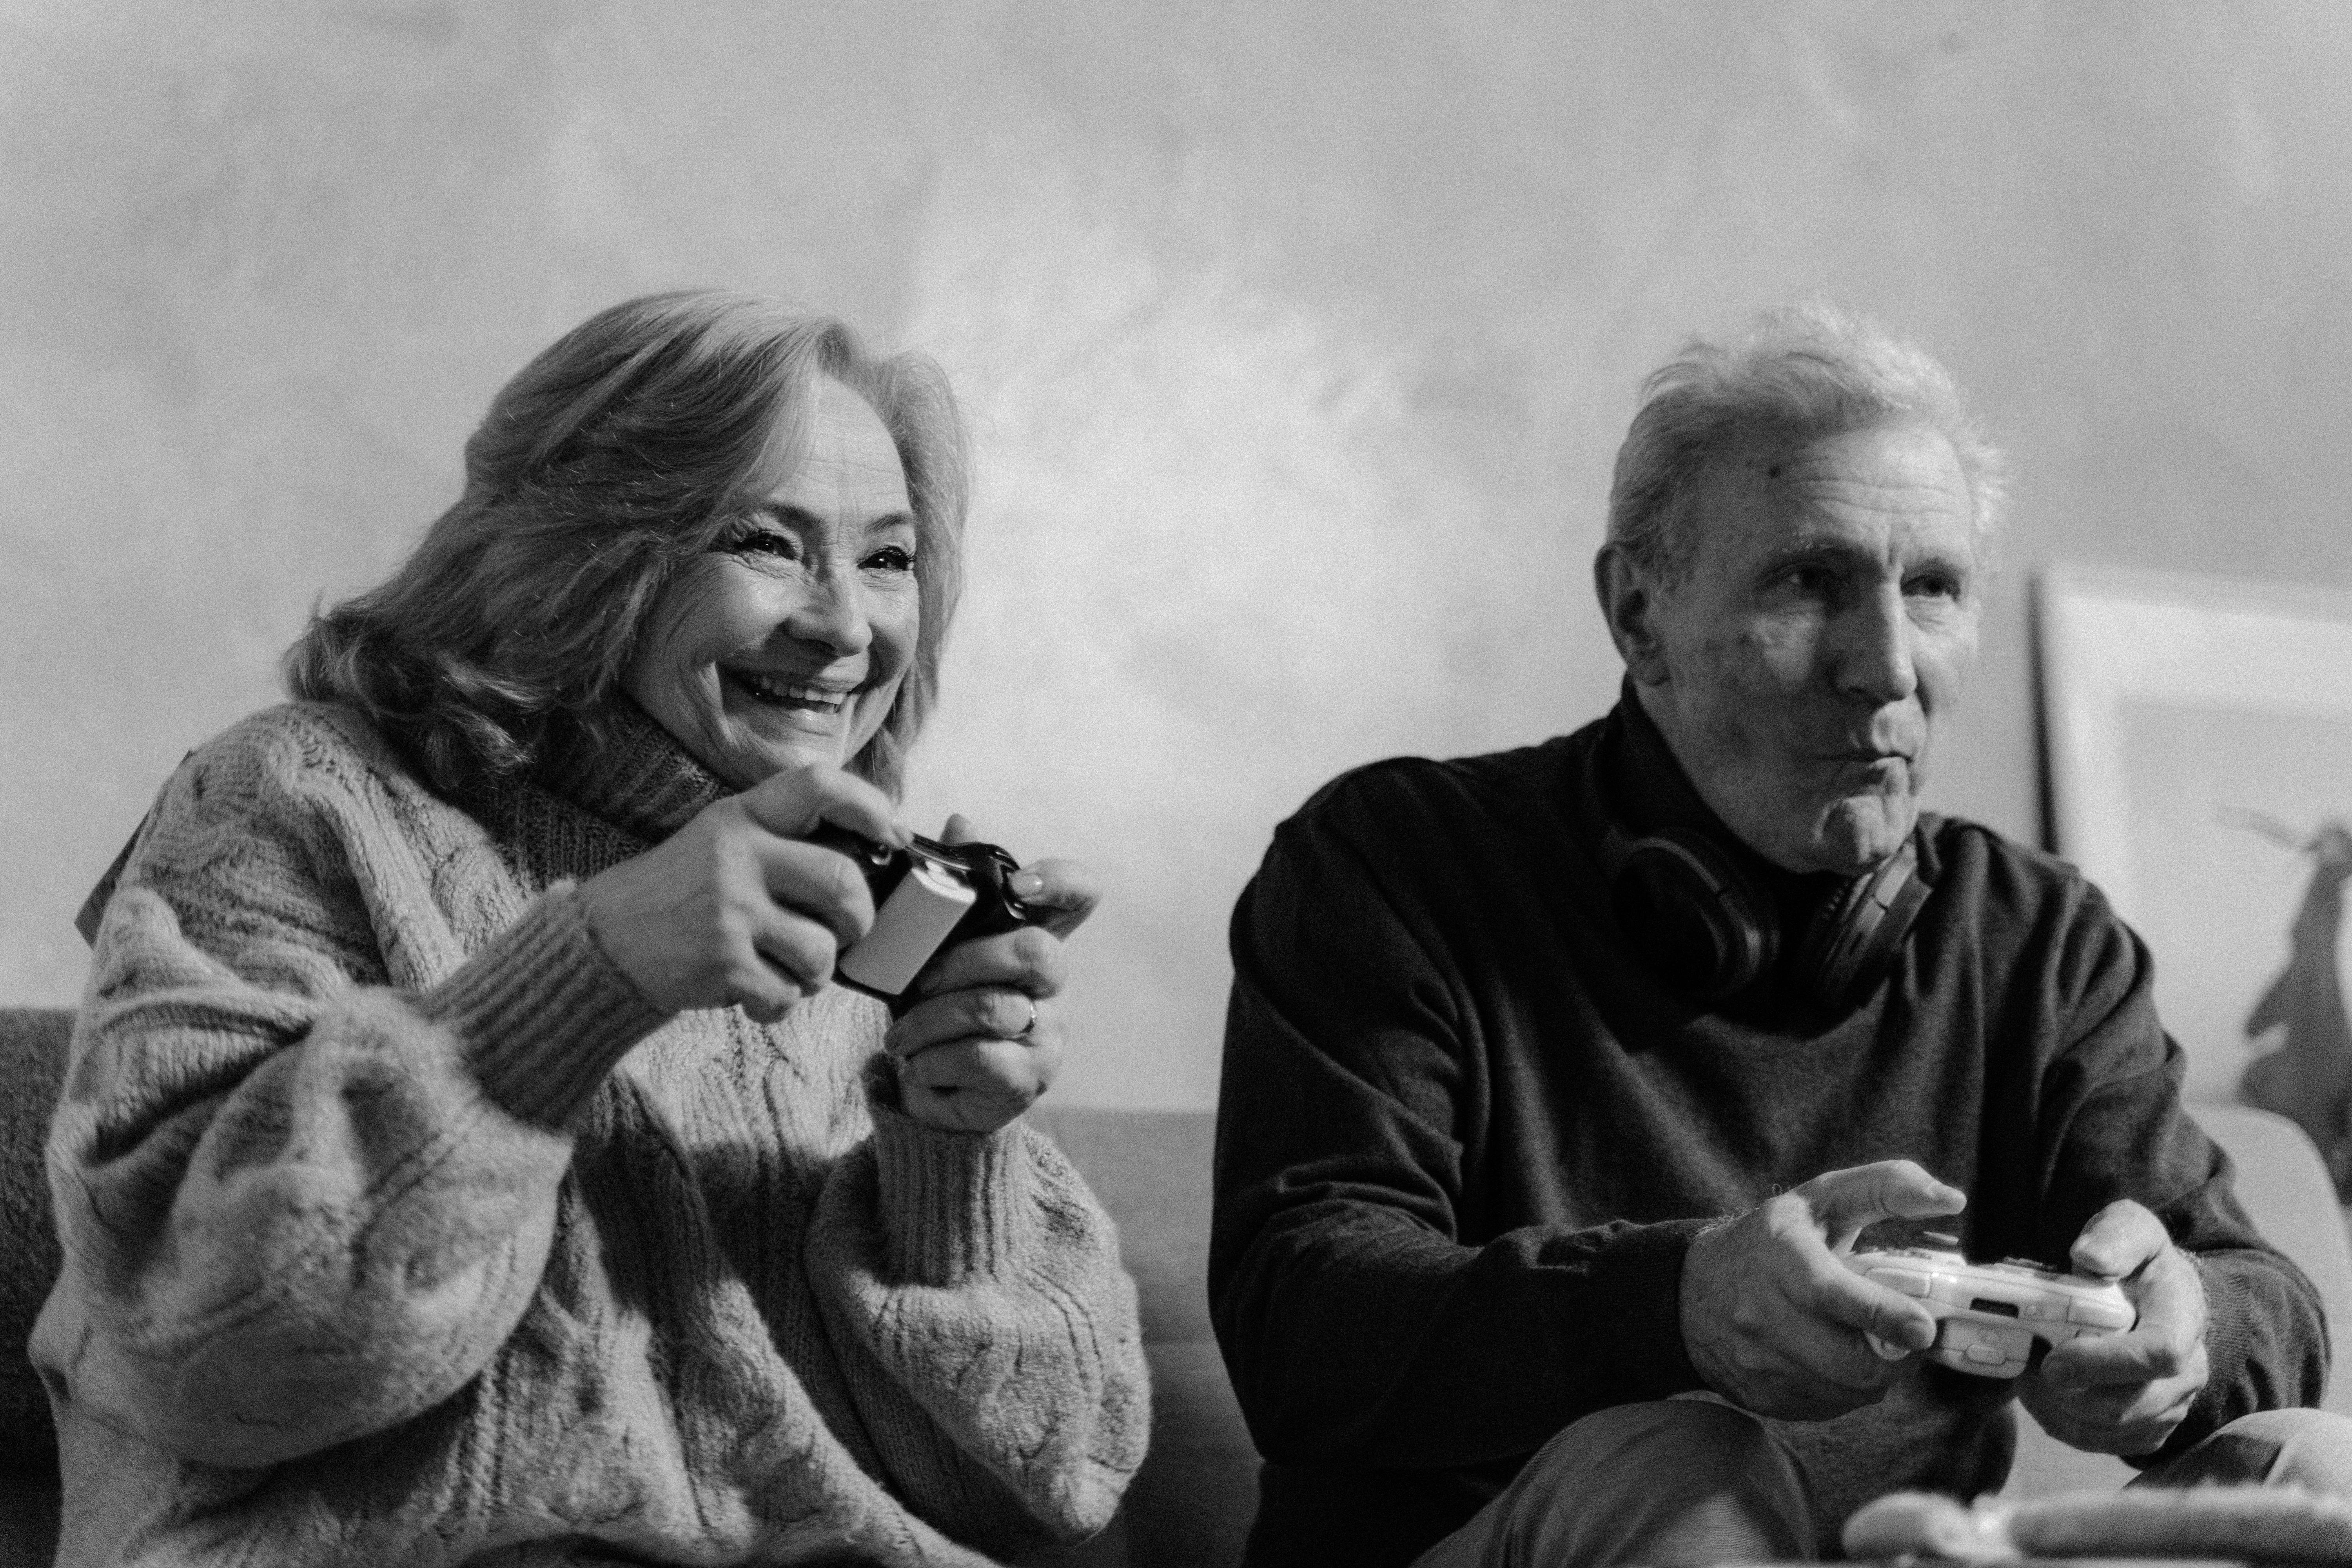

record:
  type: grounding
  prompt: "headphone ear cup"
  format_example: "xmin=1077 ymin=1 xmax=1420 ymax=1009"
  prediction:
xmin=1796 ymin=841 xmax=1930 ymax=1011
xmin=1606 ymin=831 xmax=1779 ymax=1003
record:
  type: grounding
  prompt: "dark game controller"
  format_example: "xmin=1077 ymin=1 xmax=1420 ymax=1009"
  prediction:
xmin=817 ymin=829 xmax=1040 ymax=1002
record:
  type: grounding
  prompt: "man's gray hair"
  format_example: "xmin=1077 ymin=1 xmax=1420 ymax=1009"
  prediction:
xmin=1606 ymin=304 xmax=2008 ymax=582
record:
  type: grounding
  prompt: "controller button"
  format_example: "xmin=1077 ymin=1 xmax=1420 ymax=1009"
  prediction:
xmin=1866 ymin=1267 xmax=1933 ymax=1297
xmin=1964 ymin=1343 xmax=2010 ymax=1366
xmin=2067 ymin=1297 xmax=2134 ymax=1330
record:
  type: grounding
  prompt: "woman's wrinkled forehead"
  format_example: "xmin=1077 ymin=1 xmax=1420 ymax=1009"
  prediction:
xmin=733 ymin=374 xmax=907 ymax=519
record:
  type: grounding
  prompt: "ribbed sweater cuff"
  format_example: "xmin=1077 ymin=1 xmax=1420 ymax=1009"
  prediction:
xmin=869 ymin=1104 xmax=1035 ymax=1286
xmin=2150 ymin=1253 xmax=2249 ymax=1468
xmin=1610 ymin=1216 xmax=1715 ymax=1397
xmin=419 ymin=883 xmax=668 ymax=1127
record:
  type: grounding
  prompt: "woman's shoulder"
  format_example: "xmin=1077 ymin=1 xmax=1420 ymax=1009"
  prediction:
xmin=172 ymin=702 xmax=463 ymax=838
xmin=192 ymin=702 xmax=419 ymax=790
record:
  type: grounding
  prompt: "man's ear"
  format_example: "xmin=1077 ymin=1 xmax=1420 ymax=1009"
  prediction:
xmin=1594 ymin=543 xmax=1671 ymax=685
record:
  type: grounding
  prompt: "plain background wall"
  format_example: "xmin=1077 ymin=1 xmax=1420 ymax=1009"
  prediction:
xmin=7 ymin=0 xmax=2352 ymax=1109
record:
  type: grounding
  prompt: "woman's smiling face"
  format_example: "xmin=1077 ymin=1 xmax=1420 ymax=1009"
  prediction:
xmin=624 ymin=376 xmax=920 ymax=789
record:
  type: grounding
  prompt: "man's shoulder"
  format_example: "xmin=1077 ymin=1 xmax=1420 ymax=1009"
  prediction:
xmin=1918 ymin=812 xmax=2100 ymax=906
xmin=1915 ymin=812 xmax=2131 ymax=976
xmin=1283 ymin=725 xmax=1598 ymax=846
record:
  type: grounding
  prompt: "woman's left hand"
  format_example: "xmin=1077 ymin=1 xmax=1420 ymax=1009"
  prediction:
xmin=883 ymin=815 xmax=1100 ymax=1134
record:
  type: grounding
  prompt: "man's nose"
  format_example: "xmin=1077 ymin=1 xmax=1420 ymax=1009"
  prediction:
xmin=1835 ymin=584 xmax=1918 ymax=705
xmin=783 ymin=565 xmax=874 ymax=657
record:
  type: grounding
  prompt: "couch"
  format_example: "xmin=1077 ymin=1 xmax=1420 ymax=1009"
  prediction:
xmin=6 ymin=1004 xmax=2352 ymax=1568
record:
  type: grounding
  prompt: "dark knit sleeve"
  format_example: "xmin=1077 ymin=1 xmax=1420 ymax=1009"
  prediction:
xmin=1209 ymin=774 xmax=1706 ymax=1470
xmin=2033 ymin=874 xmax=2329 ymax=1463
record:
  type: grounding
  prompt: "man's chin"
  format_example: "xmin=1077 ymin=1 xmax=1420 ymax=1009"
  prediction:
xmin=1808 ymin=797 xmax=1919 ymax=875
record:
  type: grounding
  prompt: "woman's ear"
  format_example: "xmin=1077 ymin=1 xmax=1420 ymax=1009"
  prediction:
xmin=1593 ymin=543 xmax=1671 ymax=686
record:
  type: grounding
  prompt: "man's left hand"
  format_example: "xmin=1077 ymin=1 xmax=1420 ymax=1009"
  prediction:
xmin=2020 ymin=1200 xmax=2208 ymax=1456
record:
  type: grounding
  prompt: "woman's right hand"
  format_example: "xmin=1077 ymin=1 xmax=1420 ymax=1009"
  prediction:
xmin=577 ymin=763 xmax=906 ymax=1022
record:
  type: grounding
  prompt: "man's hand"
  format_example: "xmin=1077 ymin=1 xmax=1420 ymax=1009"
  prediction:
xmin=2020 ymin=1200 xmax=2208 ymax=1455
xmin=1681 ymin=1161 xmax=1966 ymax=1420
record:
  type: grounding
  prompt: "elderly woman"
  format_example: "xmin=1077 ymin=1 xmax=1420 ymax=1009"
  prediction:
xmin=36 ymin=292 xmax=1147 ymax=1567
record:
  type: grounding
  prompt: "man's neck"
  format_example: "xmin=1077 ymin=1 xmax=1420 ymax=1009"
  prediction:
xmin=1606 ymin=682 xmax=1835 ymax=911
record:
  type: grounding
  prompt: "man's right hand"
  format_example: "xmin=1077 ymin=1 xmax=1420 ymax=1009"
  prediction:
xmin=1679 ymin=1161 xmax=1967 ymax=1420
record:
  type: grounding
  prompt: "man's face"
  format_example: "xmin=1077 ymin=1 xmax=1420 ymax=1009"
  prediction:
xmin=1624 ymin=420 xmax=1982 ymax=875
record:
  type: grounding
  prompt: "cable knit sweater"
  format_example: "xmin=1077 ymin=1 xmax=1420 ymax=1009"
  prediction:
xmin=34 ymin=701 xmax=1148 ymax=1568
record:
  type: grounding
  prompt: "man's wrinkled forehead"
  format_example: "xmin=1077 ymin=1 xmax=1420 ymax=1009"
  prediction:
xmin=1677 ymin=419 xmax=1985 ymax=572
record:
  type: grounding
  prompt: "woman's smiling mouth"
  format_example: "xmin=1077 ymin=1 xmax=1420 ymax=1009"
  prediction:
xmin=726 ymin=668 xmax=854 ymax=715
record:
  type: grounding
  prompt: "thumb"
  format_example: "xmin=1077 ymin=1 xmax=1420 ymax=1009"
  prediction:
xmin=1801 ymin=1161 xmax=1967 ymax=1251
xmin=2069 ymin=1200 xmax=2170 ymax=1282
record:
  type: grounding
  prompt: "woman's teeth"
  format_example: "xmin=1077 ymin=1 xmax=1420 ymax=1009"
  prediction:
xmin=734 ymin=671 xmax=847 ymax=713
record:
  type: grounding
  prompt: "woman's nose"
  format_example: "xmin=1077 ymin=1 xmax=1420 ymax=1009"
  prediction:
xmin=782 ymin=565 xmax=873 ymax=657
xmin=1835 ymin=584 xmax=1918 ymax=705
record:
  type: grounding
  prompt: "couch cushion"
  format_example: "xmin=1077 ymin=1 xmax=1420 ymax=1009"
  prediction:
xmin=1028 ymin=1107 xmax=1257 ymax=1568
xmin=1028 ymin=1107 xmax=1218 ymax=1345
xmin=0 ymin=1007 xmax=67 ymax=1476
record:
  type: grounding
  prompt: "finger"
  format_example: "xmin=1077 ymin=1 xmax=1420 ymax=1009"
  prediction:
xmin=756 ymin=838 xmax=879 ymax=949
xmin=2040 ymin=1318 xmax=2194 ymax=1389
xmin=1745 ymin=1278 xmax=1916 ymax=1405
xmin=941 ymin=812 xmax=978 ymax=846
xmin=2069 ymin=1200 xmax=2171 ymax=1282
xmin=739 ymin=763 xmax=905 ymax=848
xmin=2025 ymin=1374 xmax=2199 ymax=1455
xmin=897 ymin=1038 xmax=1062 ymax=1129
xmin=1800 ymin=1160 xmax=1967 ymax=1245
xmin=889 ymin=987 xmax=1051 ymax=1058
xmin=915 ymin=925 xmax=1064 ymax=1002
xmin=1807 ymin=1260 xmax=1943 ymax=1353
xmin=1007 ymin=856 xmax=1102 ymax=938
xmin=748 ymin=905 xmax=844 ymax=998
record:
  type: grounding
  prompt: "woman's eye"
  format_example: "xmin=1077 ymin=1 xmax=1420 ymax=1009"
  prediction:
xmin=864 ymin=545 xmax=917 ymax=573
xmin=724 ymin=529 xmax=799 ymax=561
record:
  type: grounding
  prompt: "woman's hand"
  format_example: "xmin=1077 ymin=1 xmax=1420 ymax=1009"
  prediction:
xmin=577 ymin=763 xmax=906 ymax=1022
xmin=883 ymin=814 xmax=1101 ymax=1134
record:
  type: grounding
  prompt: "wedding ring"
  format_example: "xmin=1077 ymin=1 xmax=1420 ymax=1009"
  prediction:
xmin=1014 ymin=994 xmax=1039 ymax=1039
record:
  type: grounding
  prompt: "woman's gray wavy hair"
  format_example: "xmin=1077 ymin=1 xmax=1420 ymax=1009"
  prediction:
xmin=285 ymin=290 xmax=969 ymax=801
xmin=1606 ymin=304 xmax=2007 ymax=585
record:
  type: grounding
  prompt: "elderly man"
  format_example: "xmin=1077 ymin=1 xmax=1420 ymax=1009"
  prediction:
xmin=1210 ymin=306 xmax=2352 ymax=1568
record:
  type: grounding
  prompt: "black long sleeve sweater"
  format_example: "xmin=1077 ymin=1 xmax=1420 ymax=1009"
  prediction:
xmin=1210 ymin=699 xmax=2327 ymax=1568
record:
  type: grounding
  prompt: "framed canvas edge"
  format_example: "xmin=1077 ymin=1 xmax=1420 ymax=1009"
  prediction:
xmin=2033 ymin=564 xmax=2352 ymax=922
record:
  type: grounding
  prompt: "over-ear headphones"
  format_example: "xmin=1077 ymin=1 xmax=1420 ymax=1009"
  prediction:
xmin=1595 ymin=816 xmax=1930 ymax=1013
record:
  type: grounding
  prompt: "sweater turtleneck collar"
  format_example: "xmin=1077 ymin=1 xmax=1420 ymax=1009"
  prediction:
xmin=535 ymin=699 xmax=733 ymax=844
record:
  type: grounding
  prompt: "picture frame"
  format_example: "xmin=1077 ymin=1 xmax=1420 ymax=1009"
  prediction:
xmin=2035 ymin=564 xmax=2352 ymax=1189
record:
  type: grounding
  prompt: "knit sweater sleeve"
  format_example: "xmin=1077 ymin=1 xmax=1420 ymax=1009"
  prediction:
xmin=1209 ymin=774 xmax=1706 ymax=1470
xmin=803 ymin=1100 xmax=1149 ymax=1551
xmin=2018 ymin=864 xmax=2330 ymax=1463
xmin=44 ymin=710 xmax=666 ymax=1468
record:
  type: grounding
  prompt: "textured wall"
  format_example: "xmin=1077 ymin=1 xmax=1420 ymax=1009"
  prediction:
xmin=7 ymin=1 xmax=2352 ymax=1107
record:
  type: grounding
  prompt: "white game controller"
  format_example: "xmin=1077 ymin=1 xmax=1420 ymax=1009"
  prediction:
xmin=1842 ymin=1244 xmax=2137 ymax=1378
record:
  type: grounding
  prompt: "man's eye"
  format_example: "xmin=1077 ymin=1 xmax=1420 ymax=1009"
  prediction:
xmin=864 ymin=545 xmax=916 ymax=573
xmin=1780 ymin=566 xmax=1832 ymax=595
xmin=1906 ymin=573 xmax=1963 ymax=601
